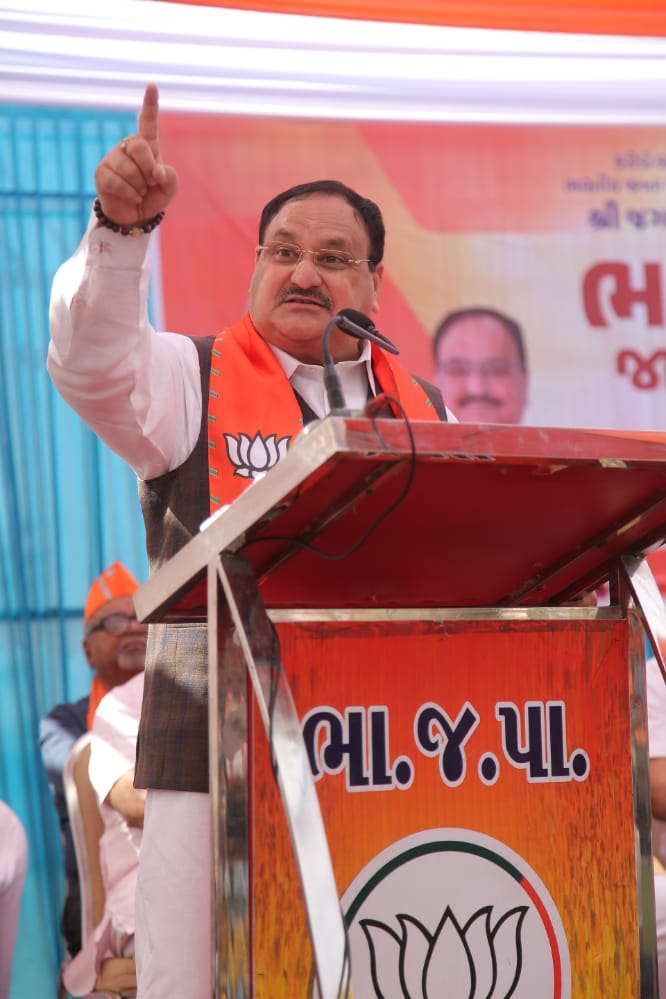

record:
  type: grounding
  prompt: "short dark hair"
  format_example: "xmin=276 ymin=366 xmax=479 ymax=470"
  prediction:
xmin=433 ymin=306 xmax=527 ymax=371
xmin=258 ymin=180 xmax=385 ymax=271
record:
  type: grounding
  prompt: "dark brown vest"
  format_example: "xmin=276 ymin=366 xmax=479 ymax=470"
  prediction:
xmin=134 ymin=335 xmax=447 ymax=791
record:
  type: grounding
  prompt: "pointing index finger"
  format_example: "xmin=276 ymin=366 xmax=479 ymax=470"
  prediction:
xmin=138 ymin=84 xmax=160 ymax=145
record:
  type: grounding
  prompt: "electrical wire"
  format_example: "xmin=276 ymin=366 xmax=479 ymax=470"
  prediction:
xmin=256 ymin=400 xmax=414 ymax=997
xmin=255 ymin=400 xmax=416 ymax=997
xmin=244 ymin=396 xmax=416 ymax=563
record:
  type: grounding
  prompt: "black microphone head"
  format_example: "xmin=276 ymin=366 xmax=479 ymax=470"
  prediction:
xmin=336 ymin=308 xmax=377 ymax=334
xmin=335 ymin=308 xmax=400 ymax=355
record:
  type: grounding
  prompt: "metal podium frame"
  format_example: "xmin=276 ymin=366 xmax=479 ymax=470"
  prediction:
xmin=134 ymin=418 xmax=666 ymax=998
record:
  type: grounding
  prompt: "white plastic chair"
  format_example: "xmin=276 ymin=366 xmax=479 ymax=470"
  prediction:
xmin=62 ymin=734 xmax=136 ymax=999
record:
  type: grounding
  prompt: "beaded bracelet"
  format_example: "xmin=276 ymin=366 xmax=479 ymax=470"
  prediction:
xmin=93 ymin=198 xmax=165 ymax=237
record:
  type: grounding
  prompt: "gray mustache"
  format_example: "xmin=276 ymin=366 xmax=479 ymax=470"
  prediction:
xmin=279 ymin=286 xmax=332 ymax=309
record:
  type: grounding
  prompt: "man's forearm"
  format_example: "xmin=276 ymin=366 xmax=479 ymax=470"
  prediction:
xmin=48 ymin=217 xmax=201 ymax=478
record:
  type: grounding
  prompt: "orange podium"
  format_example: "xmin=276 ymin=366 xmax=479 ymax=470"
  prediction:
xmin=134 ymin=419 xmax=666 ymax=999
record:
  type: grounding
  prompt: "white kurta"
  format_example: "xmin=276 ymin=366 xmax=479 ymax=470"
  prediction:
xmin=0 ymin=801 xmax=28 ymax=999
xmin=63 ymin=672 xmax=143 ymax=996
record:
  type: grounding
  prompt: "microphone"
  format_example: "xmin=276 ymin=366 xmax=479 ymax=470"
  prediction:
xmin=322 ymin=315 xmax=350 ymax=415
xmin=336 ymin=310 xmax=401 ymax=421
xmin=320 ymin=310 xmax=400 ymax=417
xmin=335 ymin=309 xmax=400 ymax=355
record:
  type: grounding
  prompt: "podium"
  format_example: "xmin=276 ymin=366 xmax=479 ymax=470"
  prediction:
xmin=134 ymin=418 xmax=666 ymax=998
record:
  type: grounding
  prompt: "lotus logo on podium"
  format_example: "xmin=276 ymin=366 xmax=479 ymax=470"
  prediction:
xmin=331 ymin=828 xmax=571 ymax=998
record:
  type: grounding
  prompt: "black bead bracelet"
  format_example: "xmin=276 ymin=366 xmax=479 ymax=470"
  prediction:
xmin=93 ymin=198 xmax=165 ymax=237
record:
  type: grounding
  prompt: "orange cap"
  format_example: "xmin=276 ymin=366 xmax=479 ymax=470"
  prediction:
xmin=83 ymin=561 xmax=139 ymax=622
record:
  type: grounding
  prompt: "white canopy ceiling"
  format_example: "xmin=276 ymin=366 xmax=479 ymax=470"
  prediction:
xmin=2 ymin=0 xmax=666 ymax=123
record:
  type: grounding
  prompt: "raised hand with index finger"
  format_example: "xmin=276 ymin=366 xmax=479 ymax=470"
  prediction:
xmin=94 ymin=84 xmax=179 ymax=230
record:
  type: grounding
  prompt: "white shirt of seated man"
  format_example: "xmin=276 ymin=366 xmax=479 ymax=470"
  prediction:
xmin=63 ymin=671 xmax=144 ymax=996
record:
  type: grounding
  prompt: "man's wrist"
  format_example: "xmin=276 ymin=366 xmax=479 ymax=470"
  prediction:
xmin=93 ymin=198 xmax=164 ymax=238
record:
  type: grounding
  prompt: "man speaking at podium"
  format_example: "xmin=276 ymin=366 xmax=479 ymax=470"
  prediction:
xmin=47 ymin=83 xmax=452 ymax=998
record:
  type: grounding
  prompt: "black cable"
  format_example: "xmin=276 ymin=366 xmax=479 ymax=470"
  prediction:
xmin=258 ymin=399 xmax=412 ymax=998
xmin=337 ymin=920 xmax=352 ymax=999
xmin=244 ymin=396 xmax=416 ymax=563
xmin=262 ymin=617 xmax=281 ymax=783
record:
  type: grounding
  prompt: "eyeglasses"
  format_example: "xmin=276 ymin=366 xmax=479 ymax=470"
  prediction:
xmin=257 ymin=241 xmax=372 ymax=272
xmin=436 ymin=358 xmax=524 ymax=379
xmin=86 ymin=613 xmax=147 ymax=637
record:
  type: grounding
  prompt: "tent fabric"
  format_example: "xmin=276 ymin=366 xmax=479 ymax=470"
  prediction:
xmin=165 ymin=0 xmax=666 ymax=37
xmin=5 ymin=2 xmax=666 ymax=124
xmin=0 ymin=103 xmax=148 ymax=998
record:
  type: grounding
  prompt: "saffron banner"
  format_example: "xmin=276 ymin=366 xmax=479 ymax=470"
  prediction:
xmin=159 ymin=114 xmax=666 ymax=431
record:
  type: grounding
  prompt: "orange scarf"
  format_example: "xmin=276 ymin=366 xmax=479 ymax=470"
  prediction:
xmin=207 ymin=313 xmax=438 ymax=514
xmin=86 ymin=674 xmax=110 ymax=730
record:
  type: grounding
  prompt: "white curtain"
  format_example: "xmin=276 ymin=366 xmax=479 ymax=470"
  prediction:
xmin=2 ymin=0 xmax=666 ymax=124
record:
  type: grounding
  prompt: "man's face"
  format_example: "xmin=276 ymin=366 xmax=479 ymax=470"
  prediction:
xmin=433 ymin=315 xmax=527 ymax=424
xmin=248 ymin=193 xmax=383 ymax=364
xmin=82 ymin=595 xmax=147 ymax=688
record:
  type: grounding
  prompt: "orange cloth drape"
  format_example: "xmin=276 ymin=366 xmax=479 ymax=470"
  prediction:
xmin=86 ymin=675 xmax=110 ymax=730
xmin=162 ymin=0 xmax=666 ymax=37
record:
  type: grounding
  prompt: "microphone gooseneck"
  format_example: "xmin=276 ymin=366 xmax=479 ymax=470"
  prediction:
xmin=321 ymin=310 xmax=399 ymax=417
xmin=322 ymin=315 xmax=350 ymax=415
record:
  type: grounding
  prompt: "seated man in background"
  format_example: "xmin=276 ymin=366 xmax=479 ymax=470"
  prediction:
xmin=63 ymin=668 xmax=145 ymax=997
xmin=40 ymin=562 xmax=146 ymax=958
xmin=0 ymin=800 xmax=28 ymax=999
